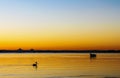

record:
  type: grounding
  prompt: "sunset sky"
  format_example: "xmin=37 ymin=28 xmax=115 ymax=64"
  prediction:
xmin=0 ymin=0 xmax=120 ymax=50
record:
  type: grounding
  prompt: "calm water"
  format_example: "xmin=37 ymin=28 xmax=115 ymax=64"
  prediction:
xmin=0 ymin=53 xmax=119 ymax=78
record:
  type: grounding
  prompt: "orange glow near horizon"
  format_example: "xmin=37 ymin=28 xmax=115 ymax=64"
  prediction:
xmin=0 ymin=25 xmax=120 ymax=50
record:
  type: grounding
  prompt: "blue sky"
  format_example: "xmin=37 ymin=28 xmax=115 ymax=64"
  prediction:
xmin=0 ymin=0 xmax=120 ymax=50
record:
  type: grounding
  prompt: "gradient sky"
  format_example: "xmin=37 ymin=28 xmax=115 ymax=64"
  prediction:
xmin=0 ymin=0 xmax=120 ymax=50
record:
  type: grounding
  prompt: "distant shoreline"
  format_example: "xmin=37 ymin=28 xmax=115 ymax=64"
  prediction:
xmin=0 ymin=50 xmax=120 ymax=53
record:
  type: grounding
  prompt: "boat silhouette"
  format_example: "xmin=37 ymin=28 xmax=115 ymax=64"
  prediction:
xmin=90 ymin=53 xmax=96 ymax=58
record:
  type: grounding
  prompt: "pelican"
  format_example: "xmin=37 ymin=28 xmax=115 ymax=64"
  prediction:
xmin=32 ymin=62 xmax=38 ymax=66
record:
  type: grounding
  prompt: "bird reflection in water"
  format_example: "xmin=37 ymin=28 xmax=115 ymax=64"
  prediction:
xmin=32 ymin=62 xmax=38 ymax=70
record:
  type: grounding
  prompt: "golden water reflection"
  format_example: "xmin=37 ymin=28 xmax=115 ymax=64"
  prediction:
xmin=0 ymin=53 xmax=119 ymax=78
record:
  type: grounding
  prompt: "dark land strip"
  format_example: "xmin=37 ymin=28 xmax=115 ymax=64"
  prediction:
xmin=0 ymin=49 xmax=119 ymax=53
